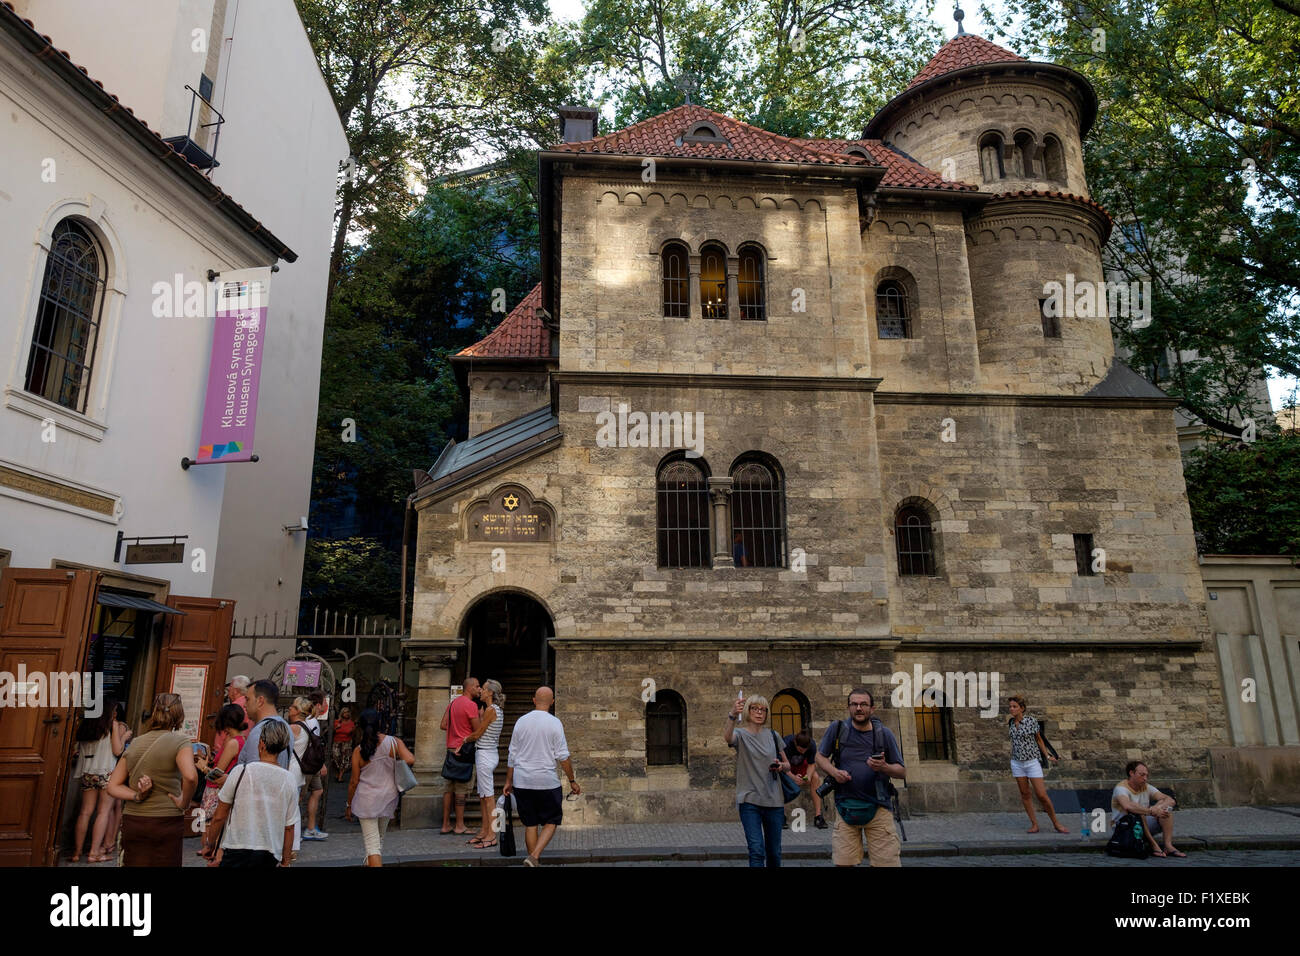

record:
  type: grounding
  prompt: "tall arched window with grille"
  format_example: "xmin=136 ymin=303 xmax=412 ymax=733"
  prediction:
xmin=730 ymin=456 xmax=785 ymax=568
xmin=646 ymin=689 xmax=686 ymax=765
xmin=25 ymin=219 xmax=107 ymax=412
xmin=700 ymin=243 xmax=728 ymax=319
xmin=876 ymin=279 xmax=912 ymax=339
xmin=895 ymin=503 xmax=936 ymax=576
xmin=657 ymin=456 xmax=711 ymax=567
xmin=662 ymin=242 xmax=689 ymax=318
xmin=738 ymin=245 xmax=765 ymax=320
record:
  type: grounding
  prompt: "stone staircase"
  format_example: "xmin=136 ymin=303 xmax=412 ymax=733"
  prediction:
xmin=457 ymin=662 xmax=544 ymax=826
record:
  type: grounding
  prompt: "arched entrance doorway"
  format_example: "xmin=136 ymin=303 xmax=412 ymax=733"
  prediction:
xmin=456 ymin=590 xmax=555 ymax=706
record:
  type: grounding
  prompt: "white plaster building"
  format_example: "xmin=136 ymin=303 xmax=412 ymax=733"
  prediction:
xmin=0 ymin=0 xmax=346 ymax=626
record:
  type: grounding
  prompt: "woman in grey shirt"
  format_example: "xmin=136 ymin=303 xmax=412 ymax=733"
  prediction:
xmin=724 ymin=694 xmax=790 ymax=867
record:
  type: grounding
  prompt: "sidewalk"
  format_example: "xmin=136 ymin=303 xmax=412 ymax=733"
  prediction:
xmin=170 ymin=804 xmax=1300 ymax=867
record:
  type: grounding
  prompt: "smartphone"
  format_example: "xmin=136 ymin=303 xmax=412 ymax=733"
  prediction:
xmin=205 ymin=767 xmax=224 ymax=783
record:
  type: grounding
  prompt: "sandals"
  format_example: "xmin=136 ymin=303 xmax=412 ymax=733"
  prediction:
xmin=1167 ymin=849 xmax=1187 ymax=858
xmin=475 ymin=840 xmax=497 ymax=850
xmin=1151 ymin=849 xmax=1167 ymax=857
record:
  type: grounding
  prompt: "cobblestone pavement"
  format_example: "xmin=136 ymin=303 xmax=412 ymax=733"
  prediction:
xmin=567 ymin=850 xmax=1300 ymax=866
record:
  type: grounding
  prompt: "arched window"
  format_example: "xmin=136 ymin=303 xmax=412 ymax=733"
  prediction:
xmin=738 ymin=245 xmax=765 ymax=321
xmin=700 ymin=243 xmax=728 ymax=319
xmin=25 ymin=219 xmax=107 ymax=412
xmin=1014 ymin=131 xmax=1038 ymax=178
xmin=895 ymin=503 xmax=936 ymax=576
xmin=662 ymin=242 xmax=689 ymax=318
xmin=770 ymin=689 xmax=810 ymax=739
xmin=978 ymin=132 xmax=1004 ymax=182
xmin=646 ymin=689 xmax=686 ymax=765
xmin=916 ymin=705 xmax=955 ymax=760
xmin=1042 ymin=135 xmax=1065 ymax=183
xmin=730 ymin=456 xmax=785 ymax=568
xmin=657 ymin=455 xmax=711 ymax=568
xmin=876 ymin=279 xmax=912 ymax=339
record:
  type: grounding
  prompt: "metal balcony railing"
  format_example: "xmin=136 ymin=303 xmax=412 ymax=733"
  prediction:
xmin=162 ymin=84 xmax=224 ymax=173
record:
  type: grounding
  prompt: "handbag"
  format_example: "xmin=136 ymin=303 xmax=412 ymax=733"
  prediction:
xmin=392 ymin=737 xmax=417 ymax=793
xmin=441 ymin=750 xmax=474 ymax=782
xmin=499 ymin=794 xmax=517 ymax=858
xmin=771 ymin=731 xmax=801 ymax=804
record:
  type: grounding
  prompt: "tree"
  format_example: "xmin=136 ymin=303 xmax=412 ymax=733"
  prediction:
xmin=985 ymin=0 xmax=1299 ymax=435
xmin=1183 ymin=433 xmax=1300 ymax=556
xmin=557 ymin=0 xmax=942 ymax=137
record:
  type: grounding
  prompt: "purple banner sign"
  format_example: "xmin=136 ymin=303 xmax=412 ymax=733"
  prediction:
xmin=194 ymin=268 xmax=271 ymax=464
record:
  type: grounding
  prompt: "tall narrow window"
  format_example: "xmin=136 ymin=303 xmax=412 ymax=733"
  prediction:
xmin=657 ymin=457 xmax=711 ymax=567
xmin=25 ymin=219 xmax=107 ymax=413
xmin=730 ymin=457 xmax=785 ymax=568
xmin=700 ymin=244 xmax=728 ymax=319
xmin=1074 ymin=533 xmax=1096 ymax=576
xmin=646 ymin=690 xmax=686 ymax=765
xmin=895 ymin=504 xmax=935 ymax=576
xmin=662 ymin=242 xmax=689 ymax=318
xmin=1042 ymin=135 xmax=1065 ymax=183
xmin=876 ymin=280 xmax=912 ymax=339
xmin=738 ymin=246 xmax=765 ymax=320
xmin=1040 ymin=297 xmax=1061 ymax=338
xmin=1014 ymin=131 xmax=1038 ymax=178
xmin=979 ymin=132 xmax=1005 ymax=182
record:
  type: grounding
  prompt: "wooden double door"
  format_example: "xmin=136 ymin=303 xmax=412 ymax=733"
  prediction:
xmin=0 ymin=568 xmax=233 ymax=866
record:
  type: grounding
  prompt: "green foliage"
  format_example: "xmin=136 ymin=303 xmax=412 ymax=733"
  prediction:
xmin=986 ymin=0 xmax=1300 ymax=431
xmin=557 ymin=0 xmax=943 ymax=137
xmin=1183 ymin=433 xmax=1300 ymax=556
xmin=301 ymin=536 xmax=403 ymax=617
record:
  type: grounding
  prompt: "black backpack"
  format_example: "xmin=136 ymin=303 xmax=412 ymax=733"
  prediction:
xmin=290 ymin=721 xmax=327 ymax=775
xmin=1106 ymin=813 xmax=1151 ymax=858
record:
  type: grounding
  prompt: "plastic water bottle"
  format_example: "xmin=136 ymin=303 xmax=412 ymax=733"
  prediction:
xmin=1081 ymin=809 xmax=1091 ymax=840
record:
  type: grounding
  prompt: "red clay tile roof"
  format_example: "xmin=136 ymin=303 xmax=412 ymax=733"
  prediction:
xmin=987 ymin=188 xmax=1112 ymax=224
xmin=456 ymin=284 xmax=550 ymax=360
xmin=905 ymin=33 xmax=1025 ymax=92
xmin=0 ymin=1 xmax=296 ymax=261
xmin=553 ymin=104 xmax=872 ymax=167
xmin=794 ymin=138 xmax=979 ymax=191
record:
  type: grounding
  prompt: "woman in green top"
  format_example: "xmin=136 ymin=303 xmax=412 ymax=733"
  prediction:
xmin=106 ymin=692 xmax=197 ymax=866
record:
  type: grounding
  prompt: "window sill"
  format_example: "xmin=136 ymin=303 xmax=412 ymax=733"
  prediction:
xmin=4 ymin=387 xmax=106 ymax=442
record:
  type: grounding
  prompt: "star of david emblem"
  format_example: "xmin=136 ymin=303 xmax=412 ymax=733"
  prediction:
xmin=503 ymin=494 xmax=520 ymax=511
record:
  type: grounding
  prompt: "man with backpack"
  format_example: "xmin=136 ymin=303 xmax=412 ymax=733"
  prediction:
xmin=814 ymin=689 xmax=905 ymax=867
xmin=301 ymin=692 xmax=330 ymax=840
xmin=1111 ymin=760 xmax=1185 ymax=858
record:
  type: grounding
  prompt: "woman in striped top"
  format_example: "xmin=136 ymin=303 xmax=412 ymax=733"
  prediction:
xmin=466 ymin=679 xmax=505 ymax=849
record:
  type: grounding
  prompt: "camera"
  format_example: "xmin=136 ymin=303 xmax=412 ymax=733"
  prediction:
xmin=816 ymin=778 xmax=837 ymax=799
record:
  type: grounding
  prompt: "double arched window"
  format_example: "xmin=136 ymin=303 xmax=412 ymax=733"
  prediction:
xmin=656 ymin=455 xmax=711 ymax=568
xmin=25 ymin=219 xmax=107 ymax=412
xmin=662 ymin=242 xmax=689 ymax=318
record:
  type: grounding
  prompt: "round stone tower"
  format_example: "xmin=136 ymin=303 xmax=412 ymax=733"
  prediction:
xmin=864 ymin=14 xmax=1115 ymax=393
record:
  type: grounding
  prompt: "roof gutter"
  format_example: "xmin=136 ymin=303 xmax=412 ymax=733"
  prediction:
xmin=538 ymin=150 xmax=886 ymax=187
xmin=2 ymin=4 xmax=297 ymax=263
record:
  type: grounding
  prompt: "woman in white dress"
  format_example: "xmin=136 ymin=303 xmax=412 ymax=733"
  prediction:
xmin=465 ymin=679 xmax=504 ymax=849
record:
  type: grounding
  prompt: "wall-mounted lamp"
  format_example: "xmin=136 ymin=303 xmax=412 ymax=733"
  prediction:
xmin=283 ymin=516 xmax=308 ymax=535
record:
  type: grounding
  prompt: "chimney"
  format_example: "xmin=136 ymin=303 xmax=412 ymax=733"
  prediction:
xmin=557 ymin=105 xmax=599 ymax=144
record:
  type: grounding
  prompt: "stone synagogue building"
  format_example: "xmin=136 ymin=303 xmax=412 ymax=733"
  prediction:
xmin=403 ymin=31 xmax=1230 ymax=825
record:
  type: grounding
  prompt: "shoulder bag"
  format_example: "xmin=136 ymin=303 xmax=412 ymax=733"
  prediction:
xmin=392 ymin=736 xmax=417 ymax=793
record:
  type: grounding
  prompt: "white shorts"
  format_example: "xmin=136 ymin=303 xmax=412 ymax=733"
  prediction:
xmin=475 ymin=750 xmax=499 ymax=798
xmin=1011 ymin=758 xmax=1043 ymax=778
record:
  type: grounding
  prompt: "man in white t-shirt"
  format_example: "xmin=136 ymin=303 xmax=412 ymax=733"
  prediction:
xmin=1112 ymin=760 xmax=1184 ymax=858
xmin=202 ymin=719 xmax=299 ymax=867
xmin=503 ymin=686 xmax=580 ymax=867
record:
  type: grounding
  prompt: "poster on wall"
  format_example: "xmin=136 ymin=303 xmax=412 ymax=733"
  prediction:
xmin=191 ymin=267 xmax=272 ymax=465
xmin=283 ymin=660 xmax=321 ymax=688
xmin=169 ymin=664 xmax=209 ymax=740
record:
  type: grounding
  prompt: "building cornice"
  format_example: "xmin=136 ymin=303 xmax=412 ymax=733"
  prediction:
xmin=554 ymin=371 xmax=883 ymax=392
xmin=873 ymin=391 xmax=1180 ymax=409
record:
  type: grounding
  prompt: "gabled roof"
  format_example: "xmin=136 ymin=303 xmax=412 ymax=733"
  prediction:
xmin=794 ymin=138 xmax=979 ymax=191
xmin=419 ymin=405 xmax=561 ymax=501
xmin=552 ymin=104 xmax=873 ymax=168
xmin=454 ymin=283 xmax=550 ymax=361
xmin=1086 ymin=360 xmax=1171 ymax=401
xmin=0 ymin=1 xmax=297 ymax=262
xmin=905 ymin=33 xmax=1025 ymax=92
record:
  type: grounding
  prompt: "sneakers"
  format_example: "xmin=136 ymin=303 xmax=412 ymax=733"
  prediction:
xmin=814 ymin=814 xmax=828 ymax=830
xmin=303 ymin=828 xmax=330 ymax=840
